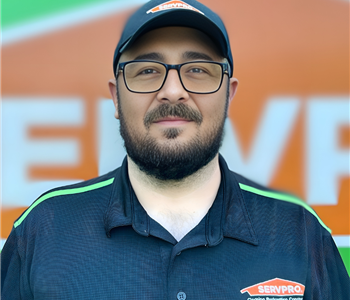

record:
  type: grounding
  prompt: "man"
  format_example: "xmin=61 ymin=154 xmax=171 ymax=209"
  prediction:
xmin=1 ymin=0 xmax=349 ymax=299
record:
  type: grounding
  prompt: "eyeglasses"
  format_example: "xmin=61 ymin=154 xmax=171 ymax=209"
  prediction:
xmin=117 ymin=60 xmax=230 ymax=94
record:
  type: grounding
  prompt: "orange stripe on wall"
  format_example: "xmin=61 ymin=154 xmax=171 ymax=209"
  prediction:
xmin=1 ymin=207 xmax=27 ymax=239
xmin=340 ymin=126 xmax=350 ymax=149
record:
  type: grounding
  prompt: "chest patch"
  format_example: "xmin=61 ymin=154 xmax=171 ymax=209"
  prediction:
xmin=240 ymin=278 xmax=305 ymax=297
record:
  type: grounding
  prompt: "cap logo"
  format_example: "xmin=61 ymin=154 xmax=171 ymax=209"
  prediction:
xmin=240 ymin=278 xmax=305 ymax=297
xmin=147 ymin=0 xmax=204 ymax=15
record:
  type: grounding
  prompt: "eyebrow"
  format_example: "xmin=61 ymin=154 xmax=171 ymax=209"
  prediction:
xmin=183 ymin=51 xmax=214 ymax=61
xmin=134 ymin=52 xmax=165 ymax=61
xmin=134 ymin=51 xmax=215 ymax=62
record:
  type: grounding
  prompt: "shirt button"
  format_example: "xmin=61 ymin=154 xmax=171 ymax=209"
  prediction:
xmin=177 ymin=291 xmax=186 ymax=300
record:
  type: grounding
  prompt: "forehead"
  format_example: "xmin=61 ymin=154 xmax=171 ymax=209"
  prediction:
xmin=120 ymin=27 xmax=223 ymax=63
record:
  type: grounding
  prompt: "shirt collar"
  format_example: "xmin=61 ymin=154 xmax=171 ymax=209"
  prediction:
xmin=218 ymin=155 xmax=258 ymax=245
xmin=104 ymin=155 xmax=258 ymax=246
xmin=104 ymin=157 xmax=149 ymax=237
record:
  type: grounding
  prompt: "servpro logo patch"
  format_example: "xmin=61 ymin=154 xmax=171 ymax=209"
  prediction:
xmin=146 ymin=0 xmax=204 ymax=15
xmin=240 ymin=278 xmax=305 ymax=299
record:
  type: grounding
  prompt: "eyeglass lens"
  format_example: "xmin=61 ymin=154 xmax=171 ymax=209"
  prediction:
xmin=124 ymin=62 xmax=223 ymax=93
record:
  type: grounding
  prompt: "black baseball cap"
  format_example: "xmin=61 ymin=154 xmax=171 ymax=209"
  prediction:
xmin=113 ymin=0 xmax=233 ymax=77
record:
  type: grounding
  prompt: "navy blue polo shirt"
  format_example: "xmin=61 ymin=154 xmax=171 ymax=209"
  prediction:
xmin=2 ymin=155 xmax=349 ymax=299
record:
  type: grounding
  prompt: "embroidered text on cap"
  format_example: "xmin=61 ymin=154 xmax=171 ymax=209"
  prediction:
xmin=147 ymin=0 xmax=205 ymax=15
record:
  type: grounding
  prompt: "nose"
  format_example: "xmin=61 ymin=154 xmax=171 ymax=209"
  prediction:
xmin=156 ymin=69 xmax=189 ymax=104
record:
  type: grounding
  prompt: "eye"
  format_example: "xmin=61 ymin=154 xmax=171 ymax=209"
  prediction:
xmin=188 ymin=67 xmax=205 ymax=73
xmin=140 ymin=68 xmax=158 ymax=75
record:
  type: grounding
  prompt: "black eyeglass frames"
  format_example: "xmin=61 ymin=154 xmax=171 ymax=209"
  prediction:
xmin=117 ymin=60 xmax=230 ymax=94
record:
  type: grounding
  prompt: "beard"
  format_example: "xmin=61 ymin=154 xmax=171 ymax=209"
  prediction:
xmin=117 ymin=85 xmax=229 ymax=181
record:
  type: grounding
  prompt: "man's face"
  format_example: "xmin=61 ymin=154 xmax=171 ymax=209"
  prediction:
xmin=109 ymin=27 xmax=238 ymax=180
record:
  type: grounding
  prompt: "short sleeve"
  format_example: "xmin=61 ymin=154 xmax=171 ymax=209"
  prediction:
xmin=1 ymin=228 xmax=22 ymax=300
xmin=305 ymin=226 xmax=350 ymax=299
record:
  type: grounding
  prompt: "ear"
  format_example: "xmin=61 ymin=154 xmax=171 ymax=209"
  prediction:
xmin=228 ymin=77 xmax=238 ymax=106
xmin=108 ymin=79 xmax=119 ymax=119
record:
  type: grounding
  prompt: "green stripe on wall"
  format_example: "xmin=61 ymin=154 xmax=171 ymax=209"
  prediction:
xmin=1 ymin=0 xmax=123 ymax=28
xmin=339 ymin=247 xmax=350 ymax=276
xmin=14 ymin=178 xmax=114 ymax=228
xmin=238 ymin=183 xmax=331 ymax=233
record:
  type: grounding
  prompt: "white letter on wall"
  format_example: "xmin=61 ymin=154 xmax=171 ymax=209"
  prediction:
xmin=221 ymin=98 xmax=300 ymax=185
xmin=306 ymin=97 xmax=350 ymax=205
xmin=2 ymin=98 xmax=84 ymax=207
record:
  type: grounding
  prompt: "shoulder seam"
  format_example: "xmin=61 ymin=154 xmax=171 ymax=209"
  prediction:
xmin=239 ymin=183 xmax=331 ymax=233
xmin=14 ymin=178 xmax=115 ymax=229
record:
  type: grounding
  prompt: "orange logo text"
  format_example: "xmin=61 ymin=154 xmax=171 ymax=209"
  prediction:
xmin=240 ymin=278 xmax=305 ymax=296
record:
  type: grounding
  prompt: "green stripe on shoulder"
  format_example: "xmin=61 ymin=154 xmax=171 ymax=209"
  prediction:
xmin=239 ymin=183 xmax=331 ymax=233
xmin=14 ymin=177 xmax=114 ymax=228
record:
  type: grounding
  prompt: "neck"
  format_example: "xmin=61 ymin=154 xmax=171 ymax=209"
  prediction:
xmin=128 ymin=154 xmax=221 ymax=241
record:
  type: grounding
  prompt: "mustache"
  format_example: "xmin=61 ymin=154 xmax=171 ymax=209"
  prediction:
xmin=144 ymin=103 xmax=203 ymax=128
